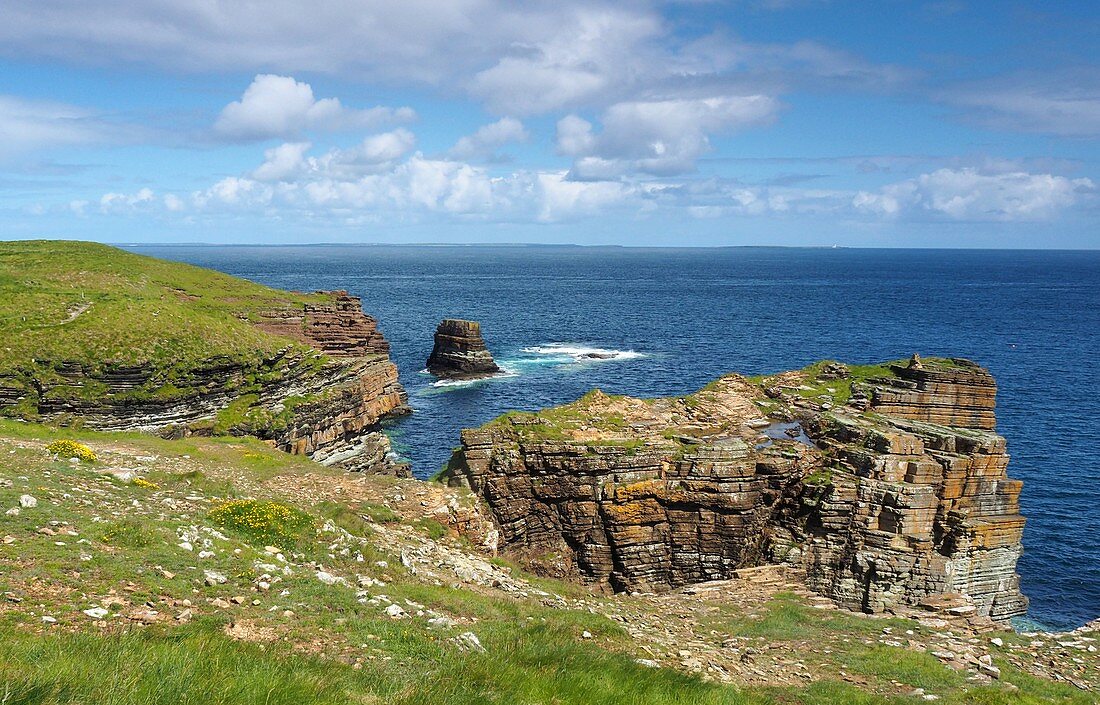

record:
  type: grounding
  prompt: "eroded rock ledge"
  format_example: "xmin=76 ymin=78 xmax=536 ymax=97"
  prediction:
xmin=442 ymin=357 xmax=1028 ymax=622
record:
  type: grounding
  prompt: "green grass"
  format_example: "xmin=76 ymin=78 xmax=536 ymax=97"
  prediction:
xmin=485 ymin=390 xmax=633 ymax=443
xmin=97 ymin=520 xmax=155 ymax=549
xmin=0 ymin=240 xmax=327 ymax=371
xmin=0 ymin=240 xmax=338 ymax=416
xmin=0 ymin=625 xmax=390 ymax=705
xmin=1 ymin=421 xmax=1093 ymax=705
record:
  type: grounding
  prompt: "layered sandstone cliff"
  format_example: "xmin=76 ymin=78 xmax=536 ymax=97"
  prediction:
xmin=1 ymin=285 xmax=409 ymax=474
xmin=443 ymin=357 xmax=1028 ymax=622
xmin=426 ymin=319 xmax=500 ymax=379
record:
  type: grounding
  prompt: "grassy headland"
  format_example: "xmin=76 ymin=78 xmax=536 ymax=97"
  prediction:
xmin=0 ymin=240 xmax=328 ymax=374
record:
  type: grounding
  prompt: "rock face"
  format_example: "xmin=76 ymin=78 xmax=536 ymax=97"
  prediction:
xmin=254 ymin=291 xmax=392 ymax=357
xmin=443 ymin=358 xmax=1028 ymax=622
xmin=426 ymin=319 xmax=500 ymax=379
xmin=3 ymin=292 xmax=410 ymax=474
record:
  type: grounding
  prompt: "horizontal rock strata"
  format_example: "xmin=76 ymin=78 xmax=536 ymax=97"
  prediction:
xmin=255 ymin=291 xmax=391 ymax=357
xmin=2 ymin=292 xmax=409 ymax=474
xmin=444 ymin=358 xmax=1028 ymax=621
xmin=426 ymin=319 xmax=500 ymax=379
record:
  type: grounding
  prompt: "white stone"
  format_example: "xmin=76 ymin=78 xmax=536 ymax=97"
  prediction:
xmin=83 ymin=607 xmax=109 ymax=619
xmin=316 ymin=571 xmax=340 ymax=585
xmin=384 ymin=604 xmax=406 ymax=619
xmin=18 ymin=495 xmax=36 ymax=508
xmin=428 ymin=616 xmax=457 ymax=629
xmin=203 ymin=570 xmax=227 ymax=586
xmin=456 ymin=631 xmax=486 ymax=653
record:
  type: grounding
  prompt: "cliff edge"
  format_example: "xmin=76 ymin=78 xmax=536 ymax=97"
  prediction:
xmin=443 ymin=356 xmax=1028 ymax=622
xmin=0 ymin=241 xmax=409 ymax=473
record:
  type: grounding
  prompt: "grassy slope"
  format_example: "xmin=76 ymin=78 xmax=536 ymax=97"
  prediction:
xmin=0 ymin=421 xmax=1092 ymax=705
xmin=0 ymin=240 xmax=328 ymax=375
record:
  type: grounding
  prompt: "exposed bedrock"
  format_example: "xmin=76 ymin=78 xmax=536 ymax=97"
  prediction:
xmin=443 ymin=357 xmax=1028 ymax=622
xmin=254 ymin=291 xmax=392 ymax=357
xmin=3 ymin=293 xmax=410 ymax=474
xmin=426 ymin=319 xmax=500 ymax=379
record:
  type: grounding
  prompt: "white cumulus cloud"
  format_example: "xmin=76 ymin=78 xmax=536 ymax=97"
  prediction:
xmin=214 ymin=75 xmax=415 ymax=141
xmin=251 ymin=129 xmax=417 ymax=182
xmin=558 ymin=95 xmax=779 ymax=177
xmin=854 ymin=168 xmax=1096 ymax=221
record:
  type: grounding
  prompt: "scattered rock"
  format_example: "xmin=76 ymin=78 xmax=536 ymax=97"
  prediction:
xmin=203 ymin=570 xmax=228 ymax=586
xmin=428 ymin=616 xmax=457 ymax=629
xmin=316 ymin=570 xmax=341 ymax=585
xmin=83 ymin=607 xmax=109 ymax=619
xmin=18 ymin=494 xmax=37 ymax=508
xmin=454 ymin=631 xmax=486 ymax=653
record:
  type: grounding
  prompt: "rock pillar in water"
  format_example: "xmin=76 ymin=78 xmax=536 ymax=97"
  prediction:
xmin=426 ymin=319 xmax=501 ymax=379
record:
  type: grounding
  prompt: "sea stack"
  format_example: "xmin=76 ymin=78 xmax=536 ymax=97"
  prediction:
xmin=426 ymin=319 xmax=501 ymax=379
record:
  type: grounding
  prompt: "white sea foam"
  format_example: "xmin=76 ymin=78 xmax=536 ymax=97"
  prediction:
xmin=520 ymin=343 xmax=645 ymax=361
xmin=429 ymin=369 xmax=518 ymax=388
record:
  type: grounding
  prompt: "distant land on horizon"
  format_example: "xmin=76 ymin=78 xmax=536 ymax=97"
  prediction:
xmin=26 ymin=239 xmax=1100 ymax=252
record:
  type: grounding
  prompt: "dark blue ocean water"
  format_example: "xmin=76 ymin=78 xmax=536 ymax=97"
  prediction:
xmin=131 ymin=245 xmax=1100 ymax=630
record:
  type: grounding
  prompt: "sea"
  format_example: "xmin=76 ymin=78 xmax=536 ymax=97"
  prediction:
xmin=130 ymin=244 xmax=1100 ymax=631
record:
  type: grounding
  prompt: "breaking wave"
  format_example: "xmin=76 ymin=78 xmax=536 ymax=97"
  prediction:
xmin=519 ymin=343 xmax=645 ymax=362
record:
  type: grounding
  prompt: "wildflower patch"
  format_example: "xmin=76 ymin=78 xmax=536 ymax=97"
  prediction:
xmin=45 ymin=439 xmax=96 ymax=463
xmin=208 ymin=499 xmax=314 ymax=550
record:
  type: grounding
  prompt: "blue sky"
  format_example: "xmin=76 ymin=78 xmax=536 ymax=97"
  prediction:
xmin=0 ymin=0 xmax=1097 ymax=247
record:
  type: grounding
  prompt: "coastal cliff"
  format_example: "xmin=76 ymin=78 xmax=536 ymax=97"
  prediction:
xmin=0 ymin=242 xmax=409 ymax=473
xmin=443 ymin=357 xmax=1028 ymax=622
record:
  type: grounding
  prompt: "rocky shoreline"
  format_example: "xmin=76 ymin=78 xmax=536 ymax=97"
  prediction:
xmin=443 ymin=357 xmax=1028 ymax=623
